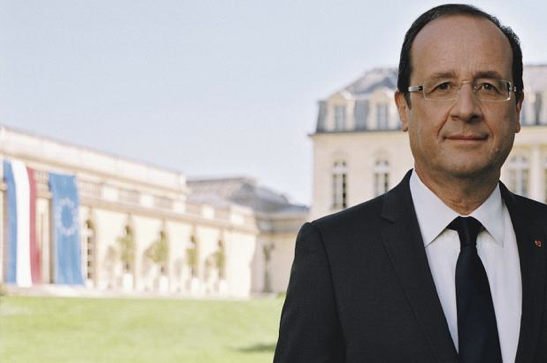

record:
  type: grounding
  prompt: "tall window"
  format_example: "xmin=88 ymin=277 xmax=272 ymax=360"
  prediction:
xmin=534 ymin=92 xmax=543 ymax=125
xmin=520 ymin=101 xmax=527 ymax=125
xmin=377 ymin=103 xmax=389 ymax=130
xmin=508 ymin=155 xmax=529 ymax=196
xmin=374 ymin=160 xmax=390 ymax=196
xmin=334 ymin=106 xmax=346 ymax=131
xmin=354 ymin=99 xmax=369 ymax=130
xmin=332 ymin=161 xmax=348 ymax=210
xmin=82 ymin=220 xmax=96 ymax=284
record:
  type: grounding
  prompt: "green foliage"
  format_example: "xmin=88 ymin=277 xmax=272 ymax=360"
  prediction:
xmin=212 ymin=249 xmax=225 ymax=271
xmin=146 ymin=232 xmax=169 ymax=270
xmin=117 ymin=233 xmax=135 ymax=272
xmin=186 ymin=246 xmax=198 ymax=276
xmin=0 ymin=296 xmax=284 ymax=363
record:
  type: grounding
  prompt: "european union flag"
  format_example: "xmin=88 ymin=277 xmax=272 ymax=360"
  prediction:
xmin=49 ymin=172 xmax=84 ymax=285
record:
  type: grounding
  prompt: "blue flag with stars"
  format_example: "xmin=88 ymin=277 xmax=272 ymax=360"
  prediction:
xmin=49 ymin=172 xmax=84 ymax=285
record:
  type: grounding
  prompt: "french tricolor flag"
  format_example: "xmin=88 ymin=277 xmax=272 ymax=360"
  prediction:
xmin=3 ymin=159 xmax=42 ymax=286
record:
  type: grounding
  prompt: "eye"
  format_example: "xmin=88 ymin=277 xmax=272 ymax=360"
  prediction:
xmin=435 ymin=82 xmax=452 ymax=91
xmin=477 ymin=80 xmax=501 ymax=93
xmin=423 ymin=79 xmax=457 ymax=99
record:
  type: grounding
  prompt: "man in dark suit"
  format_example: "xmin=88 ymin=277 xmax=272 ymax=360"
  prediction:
xmin=274 ymin=4 xmax=547 ymax=363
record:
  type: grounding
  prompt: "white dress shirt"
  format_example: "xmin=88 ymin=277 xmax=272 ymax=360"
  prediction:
xmin=409 ymin=170 xmax=522 ymax=363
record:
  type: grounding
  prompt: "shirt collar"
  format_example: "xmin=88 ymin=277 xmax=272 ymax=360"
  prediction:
xmin=409 ymin=170 xmax=505 ymax=248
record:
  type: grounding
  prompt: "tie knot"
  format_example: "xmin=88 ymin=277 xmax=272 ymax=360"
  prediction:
xmin=448 ymin=216 xmax=483 ymax=248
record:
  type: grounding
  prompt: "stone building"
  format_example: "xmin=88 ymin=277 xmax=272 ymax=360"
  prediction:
xmin=0 ymin=125 xmax=307 ymax=297
xmin=187 ymin=178 xmax=308 ymax=294
xmin=311 ymin=65 xmax=547 ymax=220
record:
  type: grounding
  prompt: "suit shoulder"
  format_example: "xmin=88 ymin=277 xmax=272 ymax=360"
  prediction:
xmin=309 ymin=171 xmax=413 ymax=235
xmin=512 ymin=193 xmax=547 ymax=214
xmin=311 ymin=194 xmax=385 ymax=231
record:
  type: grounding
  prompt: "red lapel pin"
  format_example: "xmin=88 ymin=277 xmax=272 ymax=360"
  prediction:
xmin=534 ymin=240 xmax=543 ymax=248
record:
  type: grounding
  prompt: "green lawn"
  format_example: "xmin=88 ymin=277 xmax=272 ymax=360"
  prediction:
xmin=0 ymin=295 xmax=284 ymax=363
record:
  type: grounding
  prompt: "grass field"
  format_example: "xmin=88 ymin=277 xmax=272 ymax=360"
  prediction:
xmin=0 ymin=295 xmax=285 ymax=363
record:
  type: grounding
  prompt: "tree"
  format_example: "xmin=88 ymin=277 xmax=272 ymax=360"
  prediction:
xmin=117 ymin=226 xmax=135 ymax=273
xmin=212 ymin=248 xmax=225 ymax=279
xmin=146 ymin=231 xmax=169 ymax=275
xmin=186 ymin=236 xmax=198 ymax=278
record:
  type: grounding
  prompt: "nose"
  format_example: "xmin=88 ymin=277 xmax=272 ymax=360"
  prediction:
xmin=449 ymin=82 xmax=483 ymax=123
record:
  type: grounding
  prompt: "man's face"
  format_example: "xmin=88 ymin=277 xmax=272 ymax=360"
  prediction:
xmin=395 ymin=15 xmax=523 ymax=182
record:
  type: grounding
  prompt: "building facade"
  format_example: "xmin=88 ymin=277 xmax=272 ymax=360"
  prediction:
xmin=187 ymin=178 xmax=308 ymax=294
xmin=0 ymin=126 xmax=307 ymax=297
xmin=311 ymin=65 xmax=547 ymax=220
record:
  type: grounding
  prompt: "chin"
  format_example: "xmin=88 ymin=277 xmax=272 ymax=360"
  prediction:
xmin=445 ymin=163 xmax=498 ymax=179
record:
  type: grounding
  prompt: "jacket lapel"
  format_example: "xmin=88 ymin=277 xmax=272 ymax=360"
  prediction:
xmin=380 ymin=171 xmax=458 ymax=363
xmin=501 ymin=184 xmax=547 ymax=363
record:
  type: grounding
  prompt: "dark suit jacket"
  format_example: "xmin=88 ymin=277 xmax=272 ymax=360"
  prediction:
xmin=274 ymin=171 xmax=547 ymax=363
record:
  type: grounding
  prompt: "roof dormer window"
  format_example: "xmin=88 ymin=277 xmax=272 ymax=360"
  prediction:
xmin=377 ymin=103 xmax=389 ymax=130
xmin=334 ymin=105 xmax=346 ymax=131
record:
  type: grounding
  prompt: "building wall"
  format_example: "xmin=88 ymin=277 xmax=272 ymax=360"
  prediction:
xmin=250 ymin=212 xmax=306 ymax=294
xmin=311 ymin=66 xmax=547 ymax=220
xmin=89 ymin=208 xmax=129 ymax=290
xmin=269 ymin=233 xmax=298 ymax=293
xmin=311 ymin=131 xmax=413 ymax=219
xmin=165 ymin=220 xmax=193 ymax=293
xmin=311 ymin=126 xmax=547 ymax=220
xmin=252 ymin=234 xmax=296 ymax=294
xmin=1 ymin=126 xmax=288 ymax=298
xmin=224 ymin=229 xmax=257 ymax=297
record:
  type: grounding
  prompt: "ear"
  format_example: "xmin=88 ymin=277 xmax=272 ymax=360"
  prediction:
xmin=395 ymin=90 xmax=409 ymax=132
xmin=514 ymin=91 xmax=524 ymax=133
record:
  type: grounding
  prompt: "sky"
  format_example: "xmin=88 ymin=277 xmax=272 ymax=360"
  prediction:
xmin=2 ymin=0 xmax=547 ymax=205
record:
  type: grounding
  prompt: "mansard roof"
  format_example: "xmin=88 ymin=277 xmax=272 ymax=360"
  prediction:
xmin=187 ymin=177 xmax=308 ymax=216
xmin=342 ymin=67 xmax=398 ymax=96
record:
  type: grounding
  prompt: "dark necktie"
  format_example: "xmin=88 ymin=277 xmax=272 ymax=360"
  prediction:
xmin=448 ymin=216 xmax=502 ymax=363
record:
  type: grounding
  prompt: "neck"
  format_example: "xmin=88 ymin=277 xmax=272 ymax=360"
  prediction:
xmin=414 ymin=167 xmax=499 ymax=215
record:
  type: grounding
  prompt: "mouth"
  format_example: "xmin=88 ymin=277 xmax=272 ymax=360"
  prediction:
xmin=445 ymin=134 xmax=488 ymax=142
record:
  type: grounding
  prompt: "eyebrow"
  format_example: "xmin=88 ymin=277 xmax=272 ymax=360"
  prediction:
xmin=427 ymin=71 xmax=458 ymax=81
xmin=473 ymin=71 xmax=505 ymax=79
xmin=426 ymin=70 xmax=506 ymax=81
